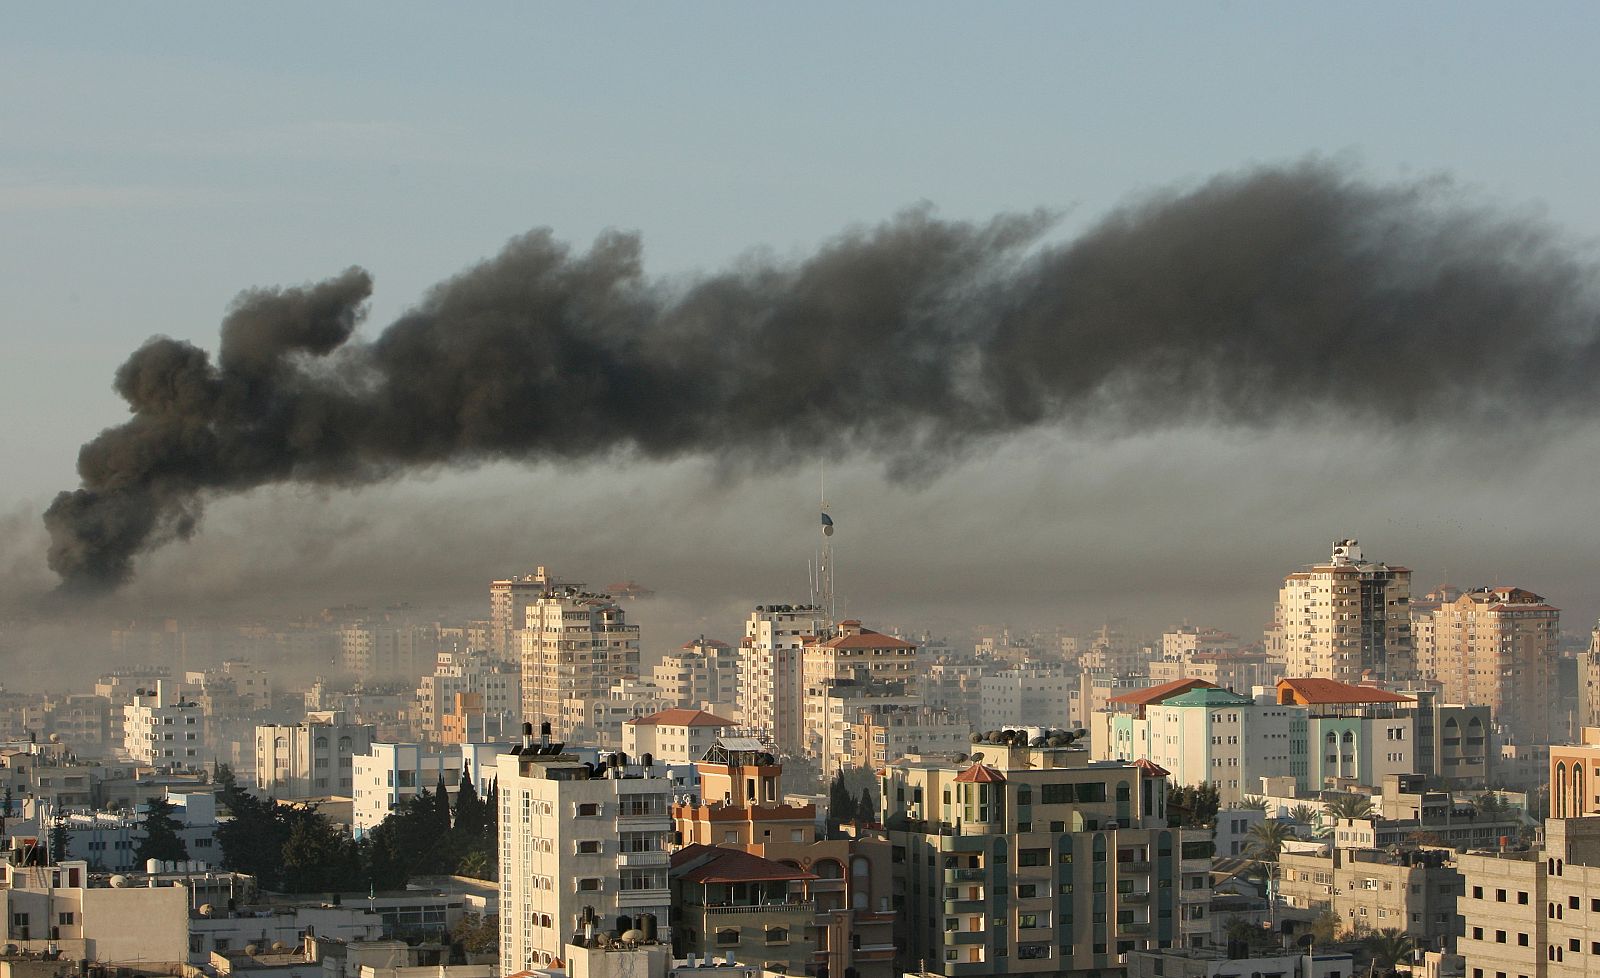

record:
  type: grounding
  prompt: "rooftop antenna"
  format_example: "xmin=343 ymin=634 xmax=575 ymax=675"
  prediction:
xmin=815 ymin=461 xmax=837 ymax=631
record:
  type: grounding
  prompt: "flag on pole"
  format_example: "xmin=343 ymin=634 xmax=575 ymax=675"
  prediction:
xmin=820 ymin=512 xmax=834 ymax=536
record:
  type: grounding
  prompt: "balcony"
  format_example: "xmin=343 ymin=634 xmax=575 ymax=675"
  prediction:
xmin=943 ymin=930 xmax=986 ymax=945
xmin=617 ymin=850 xmax=670 ymax=868
xmin=945 ymin=963 xmax=989 ymax=976
xmin=1120 ymin=892 xmax=1150 ymax=905
xmin=944 ymin=868 xmax=986 ymax=883
xmin=1119 ymin=922 xmax=1151 ymax=936
xmin=944 ymin=899 xmax=986 ymax=914
xmin=615 ymin=888 xmax=671 ymax=909
xmin=700 ymin=901 xmax=815 ymax=916
xmin=809 ymin=877 xmax=846 ymax=892
xmin=1122 ymin=861 xmax=1152 ymax=873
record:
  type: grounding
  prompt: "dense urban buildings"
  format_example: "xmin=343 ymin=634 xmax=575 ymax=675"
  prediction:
xmin=520 ymin=584 xmax=641 ymax=740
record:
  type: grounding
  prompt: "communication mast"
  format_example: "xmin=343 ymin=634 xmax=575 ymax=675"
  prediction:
xmin=811 ymin=464 xmax=837 ymax=633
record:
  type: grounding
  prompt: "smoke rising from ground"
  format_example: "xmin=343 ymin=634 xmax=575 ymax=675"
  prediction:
xmin=44 ymin=161 xmax=1600 ymax=592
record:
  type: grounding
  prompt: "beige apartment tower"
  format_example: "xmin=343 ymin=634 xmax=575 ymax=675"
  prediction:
xmin=1417 ymin=586 xmax=1561 ymax=749
xmin=520 ymin=585 xmax=640 ymax=739
xmin=1267 ymin=539 xmax=1413 ymax=683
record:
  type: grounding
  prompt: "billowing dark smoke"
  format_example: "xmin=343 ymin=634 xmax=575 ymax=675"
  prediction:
xmin=44 ymin=161 xmax=1600 ymax=592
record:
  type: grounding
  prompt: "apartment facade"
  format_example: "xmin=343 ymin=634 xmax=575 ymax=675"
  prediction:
xmin=254 ymin=711 xmax=375 ymax=798
xmin=490 ymin=567 xmax=561 ymax=660
xmin=521 ymin=586 xmax=641 ymax=740
xmin=495 ymin=745 xmax=673 ymax=974
xmin=1278 ymin=842 xmax=1462 ymax=951
xmin=740 ymin=605 xmax=825 ymax=756
xmin=622 ymin=708 xmax=736 ymax=765
xmin=881 ymin=740 xmax=1212 ymax=978
xmin=1416 ymin=586 xmax=1561 ymax=751
xmin=352 ymin=741 xmax=511 ymax=836
xmin=1266 ymin=539 xmax=1413 ymax=683
xmin=122 ymin=680 xmax=204 ymax=767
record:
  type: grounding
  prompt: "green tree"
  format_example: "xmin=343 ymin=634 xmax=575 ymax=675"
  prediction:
xmin=1289 ymin=803 xmax=1319 ymax=826
xmin=828 ymin=771 xmax=856 ymax=824
xmin=454 ymin=768 xmax=486 ymax=838
xmin=134 ymin=796 xmax=190 ymax=865
xmin=2 ymin=786 xmax=13 ymax=818
xmin=49 ymin=820 xmax=72 ymax=865
xmin=450 ymin=912 xmax=499 ymax=957
xmin=857 ymin=787 xmax=876 ymax=825
xmin=1169 ymin=783 xmax=1221 ymax=828
xmin=1308 ymin=910 xmax=1341 ymax=947
xmin=1246 ymin=819 xmax=1295 ymax=863
xmin=435 ymin=772 xmax=453 ymax=832
xmin=1323 ymin=794 xmax=1375 ymax=821
xmin=457 ymin=850 xmax=492 ymax=880
xmin=215 ymin=774 xmax=294 ymax=889
xmin=1238 ymin=795 xmax=1270 ymax=812
xmin=280 ymin=809 xmax=362 ymax=893
xmin=1363 ymin=928 xmax=1414 ymax=975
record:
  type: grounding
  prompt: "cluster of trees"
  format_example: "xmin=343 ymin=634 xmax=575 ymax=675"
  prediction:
xmin=213 ymin=764 xmax=497 ymax=894
xmin=827 ymin=769 xmax=876 ymax=827
xmin=1166 ymin=783 xmax=1220 ymax=827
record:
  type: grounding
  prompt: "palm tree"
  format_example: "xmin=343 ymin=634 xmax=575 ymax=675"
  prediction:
xmin=1323 ymin=794 xmax=1375 ymax=821
xmin=1239 ymin=795 xmax=1270 ymax=812
xmin=1246 ymin=819 xmax=1296 ymax=863
xmin=1363 ymin=928 xmax=1414 ymax=976
xmin=1289 ymin=803 xmax=1319 ymax=825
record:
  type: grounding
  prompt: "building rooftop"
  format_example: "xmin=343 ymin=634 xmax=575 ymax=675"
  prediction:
xmin=1277 ymin=678 xmax=1414 ymax=706
xmin=952 ymin=762 xmax=1006 ymax=784
xmin=626 ymin=708 xmax=736 ymax=728
xmin=1107 ymin=678 xmax=1218 ymax=707
xmin=671 ymin=844 xmax=819 ymax=884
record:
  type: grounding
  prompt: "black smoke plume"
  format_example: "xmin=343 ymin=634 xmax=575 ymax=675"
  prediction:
xmin=44 ymin=161 xmax=1600 ymax=592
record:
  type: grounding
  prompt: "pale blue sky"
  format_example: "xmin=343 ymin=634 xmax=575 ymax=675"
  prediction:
xmin=4 ymin=4 xmax=1600 ymax=627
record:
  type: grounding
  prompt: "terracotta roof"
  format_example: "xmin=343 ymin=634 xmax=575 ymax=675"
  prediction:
xmin=1132 ymin=759 xmax=1170 ymax=778
xmin=1107 ymin=678 xmax=1218 ymax=707
xmin=626 ymin=708 xmax=737 ymax=727
xmin=953 ymin=762 xmax=1006 ymax=783
xmin=816 ymin=626 xmax=916 ymax=651
xmin=671 ymin=844 xmax=818 ymax=884
xmin=1277 ymin=678 xmax=1414 ymax=706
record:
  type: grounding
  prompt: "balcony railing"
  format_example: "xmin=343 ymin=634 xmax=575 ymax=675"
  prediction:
xmin=699 ymin=901 xmax=816 ymax=916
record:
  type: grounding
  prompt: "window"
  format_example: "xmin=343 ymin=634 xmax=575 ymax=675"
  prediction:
xmin=765 ymin=927 xmax=789 ymax=945
xmin=576 ymin=802 xmax=600 ymax=816
xmin=577 ymin=840 xmax=601 ymax=854
xmin=1496 ymin=889 xmax=1507 ymax=902
xmin=1572 ymin=896 xmax=1582 ymax=910
xmin=716 ymin=929 xmax=740 ymax=946
xmin=1019 ymin=849 xmax=1048 ymax=867
xmin=1017 ymin=884 xmax=1037 ymax=899
xmin=577 ymin=878 xmax=601 ymax=891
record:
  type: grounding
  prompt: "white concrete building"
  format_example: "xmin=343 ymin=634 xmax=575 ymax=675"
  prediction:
xmin=352 ymin=742 xmax=512 ymax=837
xmin=977 ymin=664 xmax=1077 ymax=731
xmin=254 ymin=711 xmax=375 ymax=799
xmin=1265 ymin=538 xmax=1414 ymax=683
xmin=621 ymin=708 xmax=735 ymax=765
xmin=122 ymin=680 xmax=205 ymax=767
xmin=739 ymin=604 xmax=825 ymax=756
xmin=496 ymin=737 xmax=672 ymax=974
xmin=522 ymin=586 xmax=641 ymax=740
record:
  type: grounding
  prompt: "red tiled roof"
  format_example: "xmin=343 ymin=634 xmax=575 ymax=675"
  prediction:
xmin=671 ymin=844 xmax=819 ymax=883
xmin=1107 ymin=678 xmax=1218 ymax=707
xmin=1277 ymin=678 xmax=1414 ymax=706
xmin=1132 ymin=759 xmax=1171 ymax=778
xmin=626 ymin=708 xmax=737 ymax=727
xmin=816 ymin=625 xmax=916 ymax=651
xmin=953 ymin=762 xmax=1006 ymax=784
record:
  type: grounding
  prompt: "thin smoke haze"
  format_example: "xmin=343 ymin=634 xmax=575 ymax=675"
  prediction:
xmin=43 ymin=160 xmax=1600 ymax=593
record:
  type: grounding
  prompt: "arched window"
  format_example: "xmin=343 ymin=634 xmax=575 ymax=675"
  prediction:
xmin=1342 ymin=731 xmax=1354 ymax=744
xmin=1325 ymin=732 xmax=1338 ymax=744
xmin=1577 ymin=766 xmax=1587 ymax=817
xmin=814 ymin=859 xmax=843 ymax=880
xmin=1556 ymin=764 xmax=1569 ymax=819
xmin=315 ymin=736 xmax=329 ymax=749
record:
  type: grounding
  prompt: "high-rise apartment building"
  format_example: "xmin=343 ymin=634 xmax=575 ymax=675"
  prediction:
xmin=122 ymin=681 xmax=205 ymax=767
xmin=739 ymin=604 xmax=825 ymax=756
xmin=1267 ymin=539 xmax=1413 ymax=683
xmin=882 ymin=738 xmax=1212 ymax=977
xmin=1415 ymin=586 xmax=1560 ymax=749
xmin=651 ymin=638 xmax=741 ymax=717
xmin=339 ymin=618 xmax=442 ymax=684
xmin=521 ymin=586 xmax=641 ymax=740
xmin=496 ymin=734 xmax=672 ymax=975
xmin=1578 ymin=621 xmax=1600 ymax=732
xmin=413 ymin=648 xmax=521 ymax=742
xmin=490 ymin=567 xmax=561 ymax=661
